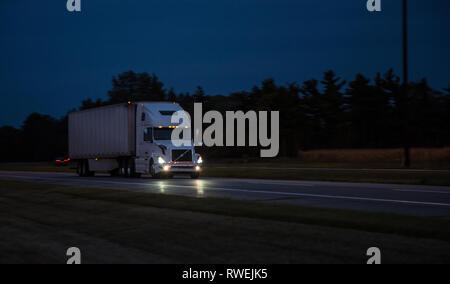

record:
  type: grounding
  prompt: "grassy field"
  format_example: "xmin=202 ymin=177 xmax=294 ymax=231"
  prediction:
xmin=0 ymin=180 xmax=449 ymax=264
xmin=202 ymin=167 xmax=450 ymax=186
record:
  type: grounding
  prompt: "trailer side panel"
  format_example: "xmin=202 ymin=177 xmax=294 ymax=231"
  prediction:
xmin=69 ymin=104 xmax=136 ymax=159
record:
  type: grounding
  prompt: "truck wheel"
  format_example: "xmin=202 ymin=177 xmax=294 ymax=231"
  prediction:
xmin=191 ymin=173 xmax=200 ymax=179
xmin=149 ymin=160 xmax=160 ymax=179
xmin=119 ymin=159 xmax=130 ymax=178
xmin=129 ymin=160 xmax=141 ymax=178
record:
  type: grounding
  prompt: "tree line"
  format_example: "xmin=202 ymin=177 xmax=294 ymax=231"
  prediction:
xmin=0 ymin=70 xmax=449 ymax=162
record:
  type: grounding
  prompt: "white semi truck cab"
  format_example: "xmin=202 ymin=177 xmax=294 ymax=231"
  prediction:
xmin=69 ymin=102 xmax=203 ymax=178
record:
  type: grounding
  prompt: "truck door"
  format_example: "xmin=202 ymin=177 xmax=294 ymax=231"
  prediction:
xmin=135 ymin=109 xmax=159 ymax=173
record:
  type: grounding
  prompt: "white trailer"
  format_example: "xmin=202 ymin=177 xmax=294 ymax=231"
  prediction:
xmin=68 ymin=102 xmax=202 ymax=178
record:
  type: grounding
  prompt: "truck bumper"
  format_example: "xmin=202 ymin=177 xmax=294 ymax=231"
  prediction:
xmin=156 ymin=163 xmax=201 ymax=174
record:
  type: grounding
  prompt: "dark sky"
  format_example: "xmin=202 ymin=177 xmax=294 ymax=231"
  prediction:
xmin=1 ymin=0 xmax=449 ymax=127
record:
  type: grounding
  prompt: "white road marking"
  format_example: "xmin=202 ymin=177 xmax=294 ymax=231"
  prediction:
xmin=241 ymin=180 xmax=315 ymax=187
xmin=162 ymin=185 xmax=450 ymax=207
xmin=2 ymin=174 xmax=450 ymax=208
xmin=392 ymin=189 xmax=449 ymax=194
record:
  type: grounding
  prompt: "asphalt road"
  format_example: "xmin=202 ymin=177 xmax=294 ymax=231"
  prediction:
xmin=1 ymin=171 xmax=450 ymax=216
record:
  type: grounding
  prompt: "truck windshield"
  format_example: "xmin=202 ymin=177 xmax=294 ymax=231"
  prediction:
xmin=153 ymin=128 xmax=184 ymax=141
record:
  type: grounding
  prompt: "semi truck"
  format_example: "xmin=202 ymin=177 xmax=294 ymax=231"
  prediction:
xmin=68 ymin=102 xmax=202 ymax=179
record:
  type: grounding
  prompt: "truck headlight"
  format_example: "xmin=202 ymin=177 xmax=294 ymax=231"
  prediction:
xmin=197 ymin=156 xmax=203 ymax=164
xmin=158 ymin=156 xmax=166 ymax=164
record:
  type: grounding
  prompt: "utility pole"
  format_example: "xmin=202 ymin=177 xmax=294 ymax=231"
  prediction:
xmin=402 ymin=0 xmax=411 ymax=168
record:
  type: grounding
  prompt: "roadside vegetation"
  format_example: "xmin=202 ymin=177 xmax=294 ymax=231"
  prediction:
xmin=1 ymin=70 xmax=449 ymax=166
xmin=0 ymin=180 xmax=449 ymax=264
xmin=202 ymin=167 xmax=450 ymax=186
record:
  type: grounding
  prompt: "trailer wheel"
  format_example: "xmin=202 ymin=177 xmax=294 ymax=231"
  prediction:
xmin=190 ymin=173 xmax=200 ymax=179
xmin=81 ymin=161 xmax=86 ymax=177
xmin=84 ymin=160 xmax=95 ymax=177
xmin=78 ymin=160 xmax=90 ymax=177
xmin=77 ymin=161 xmax=83 ymax=177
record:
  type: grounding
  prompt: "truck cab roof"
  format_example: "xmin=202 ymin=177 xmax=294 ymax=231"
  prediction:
xmin=139 ymin=102 xmax=189 ymax=127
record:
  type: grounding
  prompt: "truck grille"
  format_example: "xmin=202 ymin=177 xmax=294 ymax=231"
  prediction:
xmin=172 ymin=150 xmax=192 ymax=162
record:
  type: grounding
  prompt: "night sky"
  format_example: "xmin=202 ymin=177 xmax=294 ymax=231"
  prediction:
xmin=1 ymin=0 xmax=449 ymax=127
